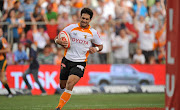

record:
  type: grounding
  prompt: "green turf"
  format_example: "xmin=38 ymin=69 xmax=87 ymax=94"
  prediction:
xmin=0 ymin=93 xmax=164 ymax=110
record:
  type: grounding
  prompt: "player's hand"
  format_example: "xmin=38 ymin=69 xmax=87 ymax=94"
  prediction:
xmin=89 ymin=47 xmax=98 ymax=54
xmin=56 ymin=38 xmax=68 ymax=48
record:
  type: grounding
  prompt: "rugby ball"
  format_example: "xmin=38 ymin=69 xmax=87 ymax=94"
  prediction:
xmin=58 ymin=31 xmax=71 ymax=48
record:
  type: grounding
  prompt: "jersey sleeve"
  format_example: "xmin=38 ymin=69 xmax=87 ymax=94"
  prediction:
xmin=91 ymin=30 xmax=103 ymax=45
xmin=62 ymin=24 xmax=75 ymax=34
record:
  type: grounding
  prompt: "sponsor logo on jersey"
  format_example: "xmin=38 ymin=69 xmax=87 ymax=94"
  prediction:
xmin=77 ymin=65 xmax=84 ymax=71
xmin=72 ymin=38 xmax=88 ymax=45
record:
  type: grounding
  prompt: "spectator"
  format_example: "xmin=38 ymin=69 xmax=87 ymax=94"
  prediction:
xmin=133 ymin=0 xmax=148 ymax=17
xmin=6 ymin=44 xmax=15 ymax=65
xmin=112 ymin=29 xmax=134 ymax=64
xmin=158 ymin=47 xmax=166 ymax=64
xmin=125 ymin=19 xmax=139 ymax=57
xmin=71 ymin=14 xmax=78 ymax=24
xmin=155 ymin=22 xmax=166 ymax=48
xmin=70 ymin=0 xmax=88 ymax=15
xmin=54 ymin=48 xmax=63 ymax=65
xmin=3 ymin=0 xmax=15 ymax=11
xmin=22 ymin=0 xmax=35 ymax=21
xmin=26 ymin=25 xmax=34 ymax=42
xmin=150 ymin=0 xmax=163 ymax=15
xmin=11 ymin=0 xmax=24 ymax=19
xmin=57 ymin=12 xmax=71 ymax=32
xmin=115 ymin=0 xmax=126 ymax=19
xmin=46 ymin=4 xmax=57 ymax=21
xmin=22 ymin=0 xmax=35 ymax=32
xmin=31 ymin=5 xmax=44 ymax=22
xmin=44 ymin=14 xmax=58 ymax=42
xmin=19 ymin=31 xmax=27 ymax=45
xmin=98 ymin=24 xmax=111 ymax=64
xmin=138 ymin=23 xmax=155 ymax=63
xmin=14 ymin=42 xmax=28 ymax=65
xmin=38 ymin=44 xmax=54 ymax=64
xmin=133 ymin=48 xmax=145 ymax=64
xmin=134 ymin=16 xmax=146 ymax=32
xmin=6 ymin=9 xmax=19 ymax=42
xmin=149 ymin=56 xmax=156 ymax=64
xmin=31 ymin=19 xmax=50 ymax=52
xmin=58 ymin=0 xmax=70 ymax=15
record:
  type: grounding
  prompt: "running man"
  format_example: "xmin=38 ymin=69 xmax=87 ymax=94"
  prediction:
xmin=22 ymin=40 xmax=47 ymax=95
xmin=54 ymin=8 xmax=103 ymax=110
xmin=0 ymin=27 xmax=13 ymax=98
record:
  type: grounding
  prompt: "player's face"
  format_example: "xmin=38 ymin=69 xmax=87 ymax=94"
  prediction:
xmin=80 ymin=13 xmax=91 ymax=28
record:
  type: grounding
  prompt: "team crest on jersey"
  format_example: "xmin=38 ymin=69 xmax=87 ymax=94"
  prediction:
xmin=84 ymin=35 xmax=87 ymax=39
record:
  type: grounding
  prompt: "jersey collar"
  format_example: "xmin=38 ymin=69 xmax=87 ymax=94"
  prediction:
xmin=78 ymin=23 xmax=91 ymax=29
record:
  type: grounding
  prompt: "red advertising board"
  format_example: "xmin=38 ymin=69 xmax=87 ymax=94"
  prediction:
xmin=0 ymin=64 xmax=165 ymax=95
xmin=166 ymin=0 xmax=180 ymax=110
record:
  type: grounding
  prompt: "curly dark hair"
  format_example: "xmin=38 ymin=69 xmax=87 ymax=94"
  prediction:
xmin=80 ymin=8 xmax=93 ymax=19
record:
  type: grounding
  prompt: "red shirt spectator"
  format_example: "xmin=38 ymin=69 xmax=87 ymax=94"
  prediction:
xmin=125 ymin=22 xmax=138 ymax=43
xmin=46 ymin=24 xmax=58 ymax=41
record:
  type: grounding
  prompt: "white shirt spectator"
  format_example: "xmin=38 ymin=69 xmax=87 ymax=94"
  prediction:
xmin=102 ymin=0 xmax=116 ymax=20
xmin=100 ymin=32 xmax=111 ymax=53
xmin=136 ymin=21 xmax=145 ymax=32
xmin=33 ymin=32 xmax=49 ymax=49
xmin=58 ymin=4 xmax=70 ymax=15
xmin=133 ymin=54 xmax=145 ymax=64
xmin=138 ymin=30 xmax=155 ymax=51
xmin=112 ymin=35 xmax=130 ymax=59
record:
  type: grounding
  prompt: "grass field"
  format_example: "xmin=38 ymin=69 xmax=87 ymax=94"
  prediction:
xmin=0 ymin=93 xmax=165 ymax=110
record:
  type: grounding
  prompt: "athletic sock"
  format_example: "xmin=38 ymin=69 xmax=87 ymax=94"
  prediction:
xmin=3 ymin=82 xmax=12 ymax=94
xmin=56 ymin=89 xmax=72 ymax=109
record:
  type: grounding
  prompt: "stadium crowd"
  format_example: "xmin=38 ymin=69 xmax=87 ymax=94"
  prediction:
xmin=0 ymin=0 xmax=166 ymax=65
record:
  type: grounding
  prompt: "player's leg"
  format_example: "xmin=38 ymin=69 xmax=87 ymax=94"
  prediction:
xmin=59 ymin=57 xmax=70 ymax=89
xmin=22 ymin=68 xmax=32 ymax=90
xmin=56 ymin=75 xmax=80 ymax=109
xmin=0 ymin=71 xmax=13 ymax=97
xmin=31 ymin=68 xmax=46 ymax=95
xmin=56 ymin=62 xmax=86 ymax=110
xmin=0 ymin=60 xmax=13 ymax=97
xmin=56 ymin=72 xmax=69 ymax=109
xmin=60 ymin=80 xmax=67 ymax=89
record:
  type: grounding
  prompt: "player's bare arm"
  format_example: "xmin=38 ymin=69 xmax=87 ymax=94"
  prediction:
xmin=89 ymin=44 xmax=103 ymax=54
xmin=0 ymin=47 xmax=10 ymax=54
xmin=54 ymin=36 xmax=68 ymax=47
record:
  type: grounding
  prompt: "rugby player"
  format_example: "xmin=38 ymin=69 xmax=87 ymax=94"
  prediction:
xmin=54 ymin=8 xmax=103 ymax=110
xmin=0 ymin=27 xmax=13 ymax=98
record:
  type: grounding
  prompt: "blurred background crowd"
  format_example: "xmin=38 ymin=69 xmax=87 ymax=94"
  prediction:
xmin=0 ymin=0 xmax=166 ymax=65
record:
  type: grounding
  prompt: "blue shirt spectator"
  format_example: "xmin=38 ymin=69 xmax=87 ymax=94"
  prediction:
xmin=6 ymin=18 xmax=19 ymax=39
xmin=133 ymin=4 xmax=148 ymax=17
xmin=14 ymin=42 xmax=28 ymax=64
xmin=22 ymin=0 xmax=35 ymax=20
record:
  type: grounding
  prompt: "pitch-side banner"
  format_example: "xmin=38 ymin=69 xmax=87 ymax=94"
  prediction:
xmin=166 ymin=0 xmax=180 ymax=110
xmin=0 ymin=64 xmax=165 ymax=95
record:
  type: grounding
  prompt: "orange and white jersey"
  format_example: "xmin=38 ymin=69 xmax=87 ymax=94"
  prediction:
xmin=63 ymin=23 xmax=102 ymax=62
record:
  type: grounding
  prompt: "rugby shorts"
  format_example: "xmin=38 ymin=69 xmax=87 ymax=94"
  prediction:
xmin=60 ymin=57 xmax=86 ymax=80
